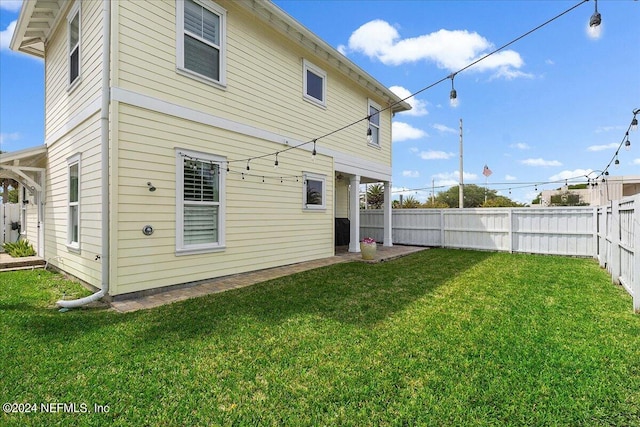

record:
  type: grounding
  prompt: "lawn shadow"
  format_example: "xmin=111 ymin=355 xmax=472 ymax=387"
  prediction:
xmin=136 ymin=249 xmax=494 ymax=339
xmin=14 ymin=250 xmax=493 ymax=344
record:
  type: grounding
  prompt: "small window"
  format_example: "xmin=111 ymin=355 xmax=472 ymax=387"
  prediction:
xmin=176 ymin=150 xmax=226 ymax=254
xmin=303 ymin=173 xmax=326 ymax=210
xmin=68 ymin=2 xmax=81 ymax=87
xmin=303 ymin=60 xmax=326 ymax=107
xmin=177 ymin=0 xmax=226 ymax=85
xmin=67 ymin=154 xmax=81 ymax=249
xmin=368 ymin=101 xmax=381 ymax=146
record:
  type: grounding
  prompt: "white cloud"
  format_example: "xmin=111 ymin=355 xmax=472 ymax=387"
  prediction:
xmin=0 ymin=20 xmax=17 ymax=51
xmin=402 ymin=170 xmax=420 ymax=178
xmin=505 ymin=175 xmax=517 ymax=181
xmin=0 ymin=1 xmax=22 ymax=12
xmin=545 ymin=59 xmax=555 ymax=66
xmin=521 ymin=158 xmax=562 ymax=167
xmin=419 ymin=150 xmax=454 ymax=160
xmin=392 ymin=121 xmax=427 ymax=142
xmin=595 ymin=125 xmax=624 ymax=133
xmin=432 ymin=171 xmax=478 ymax=187
xmin=344 ymin=19 xmax=525 ymax=77
xmin=587 ymin=143 xmax=619 ymax=152
xmin=0 ymin=132 xmax=20 ymax=145
xmin=337 ymin=44 xmax=347 ymax=55
xmin=634 ymin=159 xmax=640 ymax=165
xmin=549 ymin=169 xmax=592 ymax=181
xmin=432 ymin=123 xmax=457 ymax=134
xmin=510 ymin=142 xmax=530 ymax=150
xmin=389 ymin=86 xmax=428 ymax=116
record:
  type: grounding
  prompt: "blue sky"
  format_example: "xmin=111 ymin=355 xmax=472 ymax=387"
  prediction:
xmin=1 ymin=0 xmax=639 ymax=204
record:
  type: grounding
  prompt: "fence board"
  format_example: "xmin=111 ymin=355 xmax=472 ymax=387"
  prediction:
xmin=1 ymin=204 xmax=21 ymax=249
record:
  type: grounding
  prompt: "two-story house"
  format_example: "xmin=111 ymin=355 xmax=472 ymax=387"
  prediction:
xmin=6 ymin=0 xmax=409 ymax=305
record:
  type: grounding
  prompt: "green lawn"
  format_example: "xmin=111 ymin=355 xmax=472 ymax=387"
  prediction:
xmin=1 ymin=249 xmax=639 ymax=426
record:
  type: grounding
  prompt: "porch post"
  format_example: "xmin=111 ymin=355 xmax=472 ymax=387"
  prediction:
xmin=349 ymin=175 xmax=361 ymax=252
xmin=383 ymin=180 xmax=393 ymax=247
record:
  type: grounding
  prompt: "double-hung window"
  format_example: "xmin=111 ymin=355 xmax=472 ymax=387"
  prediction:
xmin=367 ymin=100 xmax=381 ymax=146
xmin=67 ymin=154 xmax=81 ymax=250
xmin=303 ymin=173 xmax=326 ymax=210
xmin=177 ymin=0 xmax=226 ymax=85
xmin=176 ymin=150 xmax=225 ymax=254
xmin=68 ymin=2 xmax=81 ymax=88
xmin=303 ymin=60 xmax=326 ymax=107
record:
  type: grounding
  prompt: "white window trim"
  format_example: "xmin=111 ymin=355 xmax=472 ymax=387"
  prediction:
xmin=67 ymin=153 xmax=81 ymax=251
xmin=303 ymin=172 xmax=326 ymax=210
xmin=176 ymin=0 xmax=227 ymax=88
xmin=176 ymin=149 xmax=226 ymax=255
xmin=67 ymin=1 xmax=81 ymax=92
xmin=302 ymin=59 xmax=327 ymax=108
xmin=367 ymin=99 xmax=382 ymax=148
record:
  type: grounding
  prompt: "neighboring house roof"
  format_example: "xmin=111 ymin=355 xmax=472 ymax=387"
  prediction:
xmin=10 ymin=0 xmax=411 ymax=113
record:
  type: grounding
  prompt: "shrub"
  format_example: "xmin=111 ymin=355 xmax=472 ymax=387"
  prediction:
xmin=2 ymin=239 xmax=36 ymax=257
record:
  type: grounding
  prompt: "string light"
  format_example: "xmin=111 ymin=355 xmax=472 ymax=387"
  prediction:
xmin=589 ymin=0 xmax=601 ymax=27
xmin=274 ymin=153 xmax=279 ymax=169
xmin=312 ymin=139 xmax=317 ymax=159
xmin=449 ymin=73 xmax=457 ymax=107
xmin=595 ymin=108 xmax=639 ymax=180
xmin=246 ymin=160 xmax=251 ymax=171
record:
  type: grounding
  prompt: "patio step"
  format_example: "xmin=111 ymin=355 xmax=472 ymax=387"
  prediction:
xmin=0 ymin=255 xmax=45 ymax=272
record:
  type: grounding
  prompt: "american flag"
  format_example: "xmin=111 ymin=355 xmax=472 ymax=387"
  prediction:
xmin=483 ymin=165 xmax=492 ymax=177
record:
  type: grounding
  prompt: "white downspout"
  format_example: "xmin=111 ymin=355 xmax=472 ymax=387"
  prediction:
xmin=58 ymin=0 xmax=111 ymax=308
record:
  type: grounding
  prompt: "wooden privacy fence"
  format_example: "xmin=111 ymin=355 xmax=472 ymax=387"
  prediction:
xmin=1 ymin=203 xmax=21 ymax=249
xmin=361 ymin=197 xmax=639 ymax=311
xmin=597 ymin=195 xmax=640 ymax=311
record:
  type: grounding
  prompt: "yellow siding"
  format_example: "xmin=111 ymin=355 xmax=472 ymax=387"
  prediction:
xmin=115 ymin=0 xmax=392 ymax=168
xmin=45 ymin=0 xmax=103 ymax=143
xmin=335 ymin=179 xmax=350 ymax=218
xmin=44 ymin=112 xmax=103 ymax=287
xmin=112 ymin=104 xmax=334 ymax=295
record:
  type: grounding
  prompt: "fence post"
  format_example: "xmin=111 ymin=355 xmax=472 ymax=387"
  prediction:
xmin=508 ymin=208 xmax=514 ymax=254
xmin=592 ymin=207 xmax=598 ymax=260
xmin=440 ymin=209 xmax=445 ymax=248
xmin=633 ymin=195 xmax=640 ymax=313
xmin=610 ymin=201 xmax=621 ymax=285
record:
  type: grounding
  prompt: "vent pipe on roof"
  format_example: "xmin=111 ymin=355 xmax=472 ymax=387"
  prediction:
xmin=57 ymin=0 xmax=111 ymax=308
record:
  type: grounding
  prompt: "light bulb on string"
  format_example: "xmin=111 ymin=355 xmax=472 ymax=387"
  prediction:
xmin=589 ymin=0 xmax=601 ymax=27
xmin=631 ymin=113 xmax=638 ymax=132
xmin=312 ymin=140 xmax=317 ymax=161
xmin=625 ymin=133 xmax=631 ymax=151
xmin=274 ymin=153 xmax=279 ymax=169
xmin=246 ymin=160 xmax=251 ymax=171
xmin=449 ymin=73 xmax=458 ymax=107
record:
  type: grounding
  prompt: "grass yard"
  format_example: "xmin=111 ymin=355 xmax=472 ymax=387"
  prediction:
xmin=1 ymin=249 xmax=639 ymax=426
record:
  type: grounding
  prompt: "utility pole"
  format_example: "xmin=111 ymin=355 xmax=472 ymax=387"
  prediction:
xmin=431 ymin=179 xmax=435 ymax=204
xmin=459 ymin=118 xmax=464 ymax=208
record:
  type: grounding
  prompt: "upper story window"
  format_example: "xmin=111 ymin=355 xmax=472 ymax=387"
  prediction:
xmin=68 ymin=2 xmax=81 ymax=88
xmin=177 ymin=0 xmax=226 ymax=86
xmin=367 ymin=100 xmax=381 ymax=147
xmin=303 ymin=60 xmax=326 ymax=107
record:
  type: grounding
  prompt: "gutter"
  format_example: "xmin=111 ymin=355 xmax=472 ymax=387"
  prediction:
xmin=57 ymin=0 xmax=111 ymax=308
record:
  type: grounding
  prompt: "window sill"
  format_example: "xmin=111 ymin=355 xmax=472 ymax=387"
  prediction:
xmin=66 ymin=244 xmax=81 ymax=254
xmin=303 ymin=206 xmax=326 ymax=211
xmin=67 ymin=76 xmax=82 ymax=94
xmin=176 ymin=67 xmax=227 ymax=90
xmin=367 ymin=142 xmax=382 ymax=150
xmin=302 ymin=95 xmax=326 ymax=109
xmin=175 ymin=245 xmax=226 ymax=256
